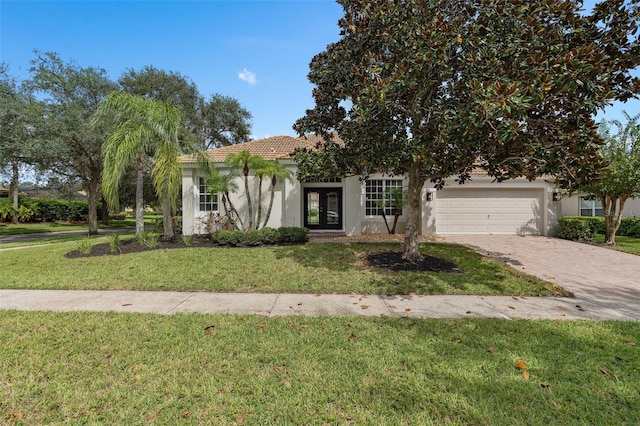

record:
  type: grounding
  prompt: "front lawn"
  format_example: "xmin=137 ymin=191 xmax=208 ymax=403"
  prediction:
xmin=1 ymin=311 xmax=638 ymax=424
xmin=0 ymin=241 xmax=568 ymax=296
xmin=595 ymin=234 xmax=640 ymax=256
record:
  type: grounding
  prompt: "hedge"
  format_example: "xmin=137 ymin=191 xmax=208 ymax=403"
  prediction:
xmin=30 ymin=199 xmax=92 ymax=223
xmin=210 ymin=227 xmax=309 ymax=247
xmin=558 ymin=216 xmax=640 ymax=241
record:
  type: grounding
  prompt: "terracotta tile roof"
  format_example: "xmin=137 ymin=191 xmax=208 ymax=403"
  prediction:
xmin=179 ymin=135 xmax=329 ymax=164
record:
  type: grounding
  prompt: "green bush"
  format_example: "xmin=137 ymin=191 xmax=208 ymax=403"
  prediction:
xmin=107 ymin=233 xmax=121 ymax=254
xmin=260 ymin=227 xmax=281 ymax=245
xmin=136 ymin=231 xmax=160 ymax=249
xmin=559 ymin=216 xmax=640 ymax=239
xmin=211 ymin=230 xmax=245 ymax=246
xmin=278 ymin=227 xmax=309 ymax=244
xmin=617 ymin=217 xmax=640 ymax=238
xmin=244 ymin=229 xmax=264 ymax=246
xmin=29 ymin=199 xmax=90 ymax=222
xmin=557 ymin=217 xmax=595 ymax=242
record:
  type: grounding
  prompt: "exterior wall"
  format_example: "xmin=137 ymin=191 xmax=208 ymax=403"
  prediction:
xmin=181 ymin=166 xmax=197 ymax=235
xmin=183 ymin=163 xmax=581 ymax=237
xmin=182 ymin=163 xmax=294 ymax=235
xmin=562 ymin=194 xmax=640 ymax=218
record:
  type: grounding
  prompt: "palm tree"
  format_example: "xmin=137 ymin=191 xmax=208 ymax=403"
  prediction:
xmin=225 ymin=150 xmax=264 ymax=230
xmin=255 ymin=160 xmax=292 ymax=229
xmin=95 ymin=92 xmax=182 ymax=238
xmin=206 ymin=169 xmax=242 ymax=230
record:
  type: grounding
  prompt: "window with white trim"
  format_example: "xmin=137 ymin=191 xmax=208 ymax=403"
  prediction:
xmin=365 ymin=179 xmax=404 ymax=216
xmin=580 ymin=196 xmax=603 ymax=217
xmin=198 ymin=178 xmax=218 ymax=212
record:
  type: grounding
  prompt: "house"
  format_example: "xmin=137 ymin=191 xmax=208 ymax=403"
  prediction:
xmin=180 ymin=135 xmax=639 ymax=236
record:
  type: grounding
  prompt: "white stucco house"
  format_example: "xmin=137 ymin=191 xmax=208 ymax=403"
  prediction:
xmin=180 ymin=135 xmax=640 ymax=236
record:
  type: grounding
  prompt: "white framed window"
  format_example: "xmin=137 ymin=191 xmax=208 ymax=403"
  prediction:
xmin=365 ymin=179 xmax=404 ymax=216
xmin=580 ymin=196 xmax=603 ymax=217
xmin=198 ymin=178 xmax=218 ymax=212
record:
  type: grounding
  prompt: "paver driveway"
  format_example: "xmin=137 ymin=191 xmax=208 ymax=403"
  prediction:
xmin=442 ymin=235 xmax=640 ymax=320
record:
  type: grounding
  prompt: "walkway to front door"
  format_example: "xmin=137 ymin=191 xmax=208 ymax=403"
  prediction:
xmin=304 ymin=188 xmax=342 ymax=230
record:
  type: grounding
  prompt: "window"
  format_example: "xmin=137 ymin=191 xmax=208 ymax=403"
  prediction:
xmin=580 ymin=196 xmax=603 ymax=217
xmin=198 ymin=178 xmax=218 ymax=212
xmin=303 ymin=177 xmax=342 ymax=183
xmin=365 ymin=179 xmax=404 ymax=216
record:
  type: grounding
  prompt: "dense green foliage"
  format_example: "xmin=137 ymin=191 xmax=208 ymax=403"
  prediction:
xmin=558 ymin=216 xmax=640 ymax=241
xmin=27 ymin=51 xmax=119 ymax=234
xmin=211 ymin=227 xmax=308 ymax=247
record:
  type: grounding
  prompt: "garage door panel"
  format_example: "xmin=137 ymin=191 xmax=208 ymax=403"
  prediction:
xmin=436 ymin=188 xmax=543 ymax=235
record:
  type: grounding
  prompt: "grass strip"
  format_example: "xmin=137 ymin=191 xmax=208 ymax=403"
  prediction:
xmin=1 ymin=311 xmax=638 ymax=425
xmin=0 ymin=242 xmax=567 ymax=296
xmin=594 ymin=234 xmax=640 ymax=256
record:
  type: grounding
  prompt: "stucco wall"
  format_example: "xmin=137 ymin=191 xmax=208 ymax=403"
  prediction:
xmin=561 ymin=194 xmax=640 ymax=218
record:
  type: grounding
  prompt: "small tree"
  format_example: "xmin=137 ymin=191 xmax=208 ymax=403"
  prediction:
xmin=255 ymin=160 xmax=292 ymax=229
xmin=585 ymin=112 xmax=640 ymax=245
xmin=375 ymin=187 xmax=407 ymax=234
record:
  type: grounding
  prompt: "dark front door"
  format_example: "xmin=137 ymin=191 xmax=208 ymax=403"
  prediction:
xmin=304 ymin=188 xmax=343 ymax=230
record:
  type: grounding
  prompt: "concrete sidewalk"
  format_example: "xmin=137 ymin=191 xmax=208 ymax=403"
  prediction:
xmin=1 ymin=290 xmax=637 ymax=321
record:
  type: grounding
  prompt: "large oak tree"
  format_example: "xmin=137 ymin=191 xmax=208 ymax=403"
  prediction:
xmin=294 ymin=0 xmax=639 ymax=260
xmin=28 ymin=51 xmax=118 ymax=234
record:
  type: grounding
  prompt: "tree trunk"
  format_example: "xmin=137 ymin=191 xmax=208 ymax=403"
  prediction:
xmin=603 ymin=195 xmax=627 ymax=245
xmin=403 ymin=163 xmax=423 ymax=261
xmin=262 ymin=176 xmax=277 ymax=229
xmin=10 ymin=156 xmax=19 ymax=224
xmin=86 ymin=178 xmax=100 ymax=235
xmin=162 ymin=196 xmax=174 ymax=240
xmin=255 ymin=176 xmax=264 ymax=229
xmin=135 ymin=155 xmax=145 ymax=237
xmin=101 ymin=196 xmax=110 ymax=225
xmin=244 ymin=169 xmax=253 ymax=231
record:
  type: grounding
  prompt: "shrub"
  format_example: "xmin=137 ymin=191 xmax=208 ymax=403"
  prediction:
xmin=182 ymin=234 xmax=193 ymax=246
xmin=107 ymin=233 xmax=121 ymax=253
xmin=212 ymin=229 xmax=244 ymax=246
xmin=137 ymin=231 xmax=160 ymax=249
xmin=617 ymin=217 xmax=640 ymax=238
xmin=76 ymin=237 xmax=93 ymax=255
xmin=557 ymin=217 xmax=595 ymax=242
xmin=260 ymin=227 xmax=281 ymax=245
xmin=245 ymin=229 xmax=264 ymax=246
xmin=278 ymin=227 xmax=309 ymax=244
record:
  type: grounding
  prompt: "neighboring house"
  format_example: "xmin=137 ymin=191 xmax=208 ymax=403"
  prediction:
xmin=180 ymin=135 xmax=639 ymax=236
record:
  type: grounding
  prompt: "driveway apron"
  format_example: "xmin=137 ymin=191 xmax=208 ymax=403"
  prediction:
xmin=442 ymin=235 xmax=640 ymax=320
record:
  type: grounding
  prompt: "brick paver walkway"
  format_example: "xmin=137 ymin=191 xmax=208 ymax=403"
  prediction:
xmin=443 ymin=235 xmax=640 ymax=319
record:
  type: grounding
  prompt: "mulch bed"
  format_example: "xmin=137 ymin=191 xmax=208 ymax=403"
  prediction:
xmin=64 ymin=236 xmax=215 ymax=259
xmin=65 ymin=235 xmax=460 ymax=273
xmin=364 ymin=251 xmax=462 ymax=273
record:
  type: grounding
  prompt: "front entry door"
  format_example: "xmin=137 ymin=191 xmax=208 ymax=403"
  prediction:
xmin=304 ymin=188 xmax=343 ymax=230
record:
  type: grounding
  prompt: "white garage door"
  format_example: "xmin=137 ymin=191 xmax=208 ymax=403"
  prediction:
xmin=436 ymin=188 xmax=543 ymax=235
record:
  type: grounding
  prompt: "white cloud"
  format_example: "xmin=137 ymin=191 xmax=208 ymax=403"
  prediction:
xmin=238 ymin=68 xmax=257 ymax=86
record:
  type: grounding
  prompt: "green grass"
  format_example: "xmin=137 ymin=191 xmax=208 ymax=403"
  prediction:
xmin=1 ymin=311 xmax=638 ymax=425
xmin=0 ymin=234 xmax=106 ymax=249
xmin=0 ymin=242 xmax=568 ymax=296
xmin=0 ymin=216 xmax=160 ymax=236
xmin=595 ymin=234 xmax=640 ymax=255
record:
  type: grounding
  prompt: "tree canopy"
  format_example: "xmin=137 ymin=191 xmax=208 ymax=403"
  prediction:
xmin=27 ymin=51 xmax=119 ymax=234
xmin=294 ymin=0 xmax=640 ymax=260
xmin=96 ymin=92 xmax=183 ymax=238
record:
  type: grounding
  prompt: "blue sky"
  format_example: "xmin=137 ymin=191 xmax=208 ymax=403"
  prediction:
xmin=1 ymin=0 xmax=638 ymax=140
